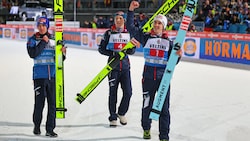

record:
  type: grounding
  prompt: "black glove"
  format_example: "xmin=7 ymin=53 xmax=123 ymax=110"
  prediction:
xmin=174 ymin=42 xmax=181 ymax=50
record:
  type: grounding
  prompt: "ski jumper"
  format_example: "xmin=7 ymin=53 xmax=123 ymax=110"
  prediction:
xmin=27 ymin=32 xmax=56 ymax=133
xmin=126 ymin=10 xmax=180 ymax=140
xmin=98 ymin=25 xmax=136 ymax=121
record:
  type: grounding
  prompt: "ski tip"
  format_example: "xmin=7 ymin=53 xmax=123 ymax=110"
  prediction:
xmin=76 ymin=93 xmax=85 ymax=104
xmin=75 ymin=97 xmax=82 ymax=104
xmin=149 ymin=112 xmax=160 ymax=121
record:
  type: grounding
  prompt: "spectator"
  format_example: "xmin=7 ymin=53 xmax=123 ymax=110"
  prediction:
xmin=178 ymin=0 xmax=186 ymax=14
xmin=106 ymin=16 xmax=114 ymax=28
xmin=166 ymin=19 xmax=176 ymax=30
xmin=97 ymin=16 xmax=107 ymax=28
xmin=194 ymin=9 xmax=206 ymax=22
xmin=202 ymin=0 xmax=213 ymax=18
xmin=82 ymin=20 xmax=92 ymax=28
xmin=244 ymin=14 xmax=250 ymax=27
xmin=238 ymin=7 xmax=245 ymax=24
xmin=91 ymin=16 xmax=98 ymax=28
xmin=205 ymin=13 xmax=214 ymax=27
xmin=9 ymin=3 xmax=18 ymax=15
xmin=189 ymin=23 xmax=197 ymax=32
xmin=230 ymin=13 xmax=240 ymax=24
xmin=243 ymin=2 xmax=249 ymax=14
xmin=136 ymin=12 xmax=148 ymax=28
xmin=9 ymin=3 xmax=19 ymax=21
xmin=77 ymin=0 xmax=81 ymax=8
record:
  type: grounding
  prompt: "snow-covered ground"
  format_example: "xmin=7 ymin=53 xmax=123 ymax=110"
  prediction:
xmin=0 ymin=39 xmax=250 ymax=141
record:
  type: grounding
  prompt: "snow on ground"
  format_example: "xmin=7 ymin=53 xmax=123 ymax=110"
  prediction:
xmin=0 ymin=39 xmax=250 ymax=141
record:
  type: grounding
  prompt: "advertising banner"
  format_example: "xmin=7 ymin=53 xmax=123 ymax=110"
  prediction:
xmin=81 ymin=32 xmax=92 ymax=48
xmin=169 ymin=36 xmax=200 ymax=59
xmin=19 ymin=28 xmax=28 ymax=40
xmin=64 ymin=31 xmax=81 ymax=46
xmin=27 ymin=28 xmax=35 ymax=38
xmin=200 ymin=38 xmax=250 ymax=65
xmin=0 ymin=27 xmax=2 ymax=38
xmin=0 ymin=24 xmax=249 ymax=66
xmin=94 ymin=32 xmax=103 ymax=49
xmin=3 ymin=28 xmax=13 ymax=39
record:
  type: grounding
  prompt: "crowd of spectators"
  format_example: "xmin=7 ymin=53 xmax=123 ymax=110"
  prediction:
xmin=80 ymin=0 xmax=250 ymax=34
xmin=161 ymin=0 xmax=250 ymax=33
xmin=194 ymin=0 xmax=250 ymax=33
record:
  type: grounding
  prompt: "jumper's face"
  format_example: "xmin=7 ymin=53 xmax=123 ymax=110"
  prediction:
xmin=37 ymin=24 xmax=47 ymax=34
xmin=153 ymin=20 xmax=164 ymax=34
xmin=115 ymin=15 xmax=125 ymax=28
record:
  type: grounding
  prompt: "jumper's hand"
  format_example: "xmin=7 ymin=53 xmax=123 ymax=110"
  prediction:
xmin=174 ymin=43 xmax=182 ymax=57
xmin=129 ymin=0 xmax=140 ymax=11
xmin=130 ymin=38 xmax=140 ymax=48
xmin=176 ymin=49 xmax=182 ymax=57
xmin=61 ymin=46 xmax=67 ymax=56
xmin=42 ymin=35 xmax=49 ymax=43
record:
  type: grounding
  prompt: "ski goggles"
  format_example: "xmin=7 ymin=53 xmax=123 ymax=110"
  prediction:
xmin=114 ymin=11 xmax=127 ymax=19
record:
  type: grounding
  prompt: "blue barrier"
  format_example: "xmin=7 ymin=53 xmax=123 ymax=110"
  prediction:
xmin=214 ymin=23 xmax=248 ymax=34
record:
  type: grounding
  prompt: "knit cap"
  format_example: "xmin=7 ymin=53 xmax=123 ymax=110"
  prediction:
xmin=153 ymin=14 xmax=168 ymax=29
xmin=37 ymin=17 xmax=50 ymax=29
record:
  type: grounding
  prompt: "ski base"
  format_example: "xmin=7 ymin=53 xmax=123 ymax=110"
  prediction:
xmin=54 ymin=0 xmax=66 ymax=118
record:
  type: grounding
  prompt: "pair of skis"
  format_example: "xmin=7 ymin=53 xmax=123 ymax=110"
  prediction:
xmin=75 ymin=0 xmax=180 ymax=104
xmin=54 ymin=0 xmax=66 ymax=118
xmin=149 ymin=0 xmax=198 ymax=120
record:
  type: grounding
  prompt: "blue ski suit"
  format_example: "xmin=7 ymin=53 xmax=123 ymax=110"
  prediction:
xmin=27 ymin=32 xmax=62 ymax=133
xmin=126 ymin=10 xmax=181 ymax=140
xmin=98 ymin=25 xmax=136 ymax=122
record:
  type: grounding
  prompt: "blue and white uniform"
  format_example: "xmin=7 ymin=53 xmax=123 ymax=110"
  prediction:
xmin=27 ymin=31 xmax=58 ymax=133
xmin=27 ymin=32 xmax=55 ymax=79
xmin=98 ymin=24 xmax=135 ymax=122
xmin=126 ymin=10 xmax=180 ymax=140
